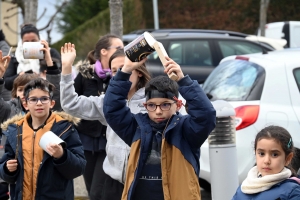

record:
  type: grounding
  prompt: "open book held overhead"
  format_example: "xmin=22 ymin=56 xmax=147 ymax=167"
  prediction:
xmin=124 ymin=31 xmax=178 ymax=81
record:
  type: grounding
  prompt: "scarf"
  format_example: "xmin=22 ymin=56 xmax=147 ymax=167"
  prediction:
xmin=15 ymin=40 xmax=40 ymax=74
xmin=94 ymin=60 xmax=111 ymax=79
xmin=241 ymin=166 xmax=291 ymax=194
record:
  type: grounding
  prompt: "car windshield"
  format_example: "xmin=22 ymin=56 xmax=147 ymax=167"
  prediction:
xmin=202 ymin=59 xmax=265 ymax=101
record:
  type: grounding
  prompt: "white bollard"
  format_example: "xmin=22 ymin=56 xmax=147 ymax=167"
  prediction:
xmin=209 ymin=100 xmax=239 ymax=200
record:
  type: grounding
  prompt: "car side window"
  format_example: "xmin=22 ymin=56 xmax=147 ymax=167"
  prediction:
xmin=293 ymin=68 xmax=300 ymax=91
xmin=168 ymin=40 xmax=212 ymax=66
xmin=218 ymin=40 xmax=264 ymax=57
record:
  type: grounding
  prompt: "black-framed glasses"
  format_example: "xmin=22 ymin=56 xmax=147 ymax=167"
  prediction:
xmin=144 ymin=102 xmax=176 ymax=112
xmin=27 ymin=96 xmax=51 ymax=104
xmin=107 ymin=46 xmax=123 ymax=50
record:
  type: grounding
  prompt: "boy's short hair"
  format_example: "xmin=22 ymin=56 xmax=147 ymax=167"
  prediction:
xmin=23 ymin=78 xmax=55 ymax=100
xmin=145 ymin=76 xmax=179 ymax=101
xmin=12 ymin=74 xmax=40 ymax=98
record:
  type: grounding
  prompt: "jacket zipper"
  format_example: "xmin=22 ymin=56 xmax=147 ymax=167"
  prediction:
xmin=34 ymin=124 xmax=72 ymax=198
xmin=31 ymin=131 xmax=37 ymax=199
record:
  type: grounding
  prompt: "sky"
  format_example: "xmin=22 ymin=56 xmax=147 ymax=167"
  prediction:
xmin=36 ymin=0 xmax=63 ymax=43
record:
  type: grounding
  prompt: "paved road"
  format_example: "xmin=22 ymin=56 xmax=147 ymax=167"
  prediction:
xmin=74 ymin=176 xmax=212 ymax=200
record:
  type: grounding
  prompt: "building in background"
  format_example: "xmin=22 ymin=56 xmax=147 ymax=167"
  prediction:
xmin=0 ymin=1 xmax=19 ymax=47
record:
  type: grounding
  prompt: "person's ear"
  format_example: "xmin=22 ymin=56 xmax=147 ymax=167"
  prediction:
xmin=50 ymin=100 xmax=55 ymax=109
xmin=137 ymin=70 xmax=143 ymax=78
xmin=101 ymin=49 xmax=108 ymax=56
xmin=176 ymin=100 xmax=183 ymax=111
xmin=285 ymin=152 xmax=294 ymax=166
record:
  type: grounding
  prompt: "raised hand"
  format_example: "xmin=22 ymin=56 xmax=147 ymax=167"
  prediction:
xmin=40 ymin=40 xmax=53 ymax=67
xmin=163 ymin=57 xmax=184 ymax=81
xmin=122 ymin=56 xmax=147 ymax=74
xmin=6 ymin=159 xmax=18 ymax=172
xmin=0 ymin=50 xmax=11 ymax=78
xmin=46 ymin=142 xmax=64 ymax=159
xmin=61 ymin=43 xmax=76 ymax=75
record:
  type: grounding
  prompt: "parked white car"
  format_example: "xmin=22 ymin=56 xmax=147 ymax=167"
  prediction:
xmin=245 ymin=35 xmax=286 ymax=50
xmin=257 ymin=21 xmax=300 ymax=48
xmin=199 ymin=48 xmax=300 ymax=191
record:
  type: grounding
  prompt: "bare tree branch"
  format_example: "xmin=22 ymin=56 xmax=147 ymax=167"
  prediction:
xmin=4 ymin=0 xmax=25 ymax=17
xmin=6 ymin=5 xmax=18 ymax=12
xmin=4 ymin=22 xmax=20 ymax=34
xmin=38 ymin=1 xmax=68 ymax=31
xmin=37 ymin=8 xmax=47 ymax=22
xmin=4 ymin=11 xmax=21 ymax=19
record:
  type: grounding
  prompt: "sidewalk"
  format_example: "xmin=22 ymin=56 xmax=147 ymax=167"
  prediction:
xmin=74 ymin=175 xmax=89 ymax=200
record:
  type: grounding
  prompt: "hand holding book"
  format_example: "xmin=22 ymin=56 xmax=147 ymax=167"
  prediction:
xmin=152 ymin=42 xmax=179 ymax=81
xmin=124 ymin=31 xmax=179 ymax=81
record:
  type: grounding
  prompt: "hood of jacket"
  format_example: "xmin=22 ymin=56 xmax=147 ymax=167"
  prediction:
xmin=1 ymin=111 xmax=80 ymax=131
xmin=75 ymin=60 xmax=95 ymax=79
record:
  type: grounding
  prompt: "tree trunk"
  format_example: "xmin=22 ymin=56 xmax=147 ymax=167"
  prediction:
xmin=23 ymin=0 xmax=38 ymax=25
xmin=259 ymin=0 xmax=270 ymax=36
xmin=109 ymin=0 xmax=123 ymax=38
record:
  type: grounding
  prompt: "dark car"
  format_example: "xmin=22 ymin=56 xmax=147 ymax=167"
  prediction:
xmin=123 ymin=29 xmax=275 ymax=83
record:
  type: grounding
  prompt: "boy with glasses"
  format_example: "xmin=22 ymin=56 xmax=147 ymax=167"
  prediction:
xmin=0 ymin=78 xmax=86 ymax=199
xmin=103 ymin=56 xmax=216 ymax=200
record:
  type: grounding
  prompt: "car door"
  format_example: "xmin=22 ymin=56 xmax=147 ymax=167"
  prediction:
xmin=289 ymin=67 xmax=300 ymax=124
xmin=214 ymin=39 xmax=270 ymax=64
xmin=166 ymin=39 xmax=215 ymax=83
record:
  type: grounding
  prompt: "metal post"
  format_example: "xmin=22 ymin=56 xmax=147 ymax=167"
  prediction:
xmin=152 ymin=0 xmax=159 ymax=29
xmin=209 ymin=100 xmax=239 ymax=200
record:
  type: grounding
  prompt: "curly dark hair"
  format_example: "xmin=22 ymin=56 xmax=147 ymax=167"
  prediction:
xmin=23 ymin=78 xmax=55 ymax=100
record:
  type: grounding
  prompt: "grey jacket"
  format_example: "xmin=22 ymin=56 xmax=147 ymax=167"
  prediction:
xmin=0 ymin=40 xmax=9 ymax=55
xmin=0 ymin=40 xmax=11 ymax=101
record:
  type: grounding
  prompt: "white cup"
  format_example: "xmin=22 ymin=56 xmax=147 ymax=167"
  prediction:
xmin=39 ymin=131 xmax=66 ymax=155
xmin=23 ymin=42 xmax=44 ymax=59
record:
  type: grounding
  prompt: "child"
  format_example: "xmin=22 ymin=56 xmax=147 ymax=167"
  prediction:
xmin=60 ymin=43 xmax=151 ymax=199
xmin=232 ymin=125 xmax=300 ymax=199
xmin=103 ymin=56 xmax=216 ymax=199
xmin=0 ymin=78 xmax=86 ymax=199
xmin=0 ymin=48 xmax=61 ymax=123
xmin=70 ymin=34 xmax=123 ymax=199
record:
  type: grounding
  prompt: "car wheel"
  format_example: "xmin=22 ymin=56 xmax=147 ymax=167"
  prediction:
xmin=199 ymin=178 xmax=211 ymax=192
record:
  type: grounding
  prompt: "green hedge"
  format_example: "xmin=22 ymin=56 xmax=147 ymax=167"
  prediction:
xmin=52 ymin=9 xmax=110 ymax=60
xmin=52 ymin=0 xmax=148 ymax=60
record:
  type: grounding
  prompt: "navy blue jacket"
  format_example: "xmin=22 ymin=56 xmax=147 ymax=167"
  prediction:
xmin=232 ymin=179 xmax=300 ymax=200
xmin=103 ymin=73 xmax=216 ymax=199
xmin=0 ymin=112 xmax=86 ymax=200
